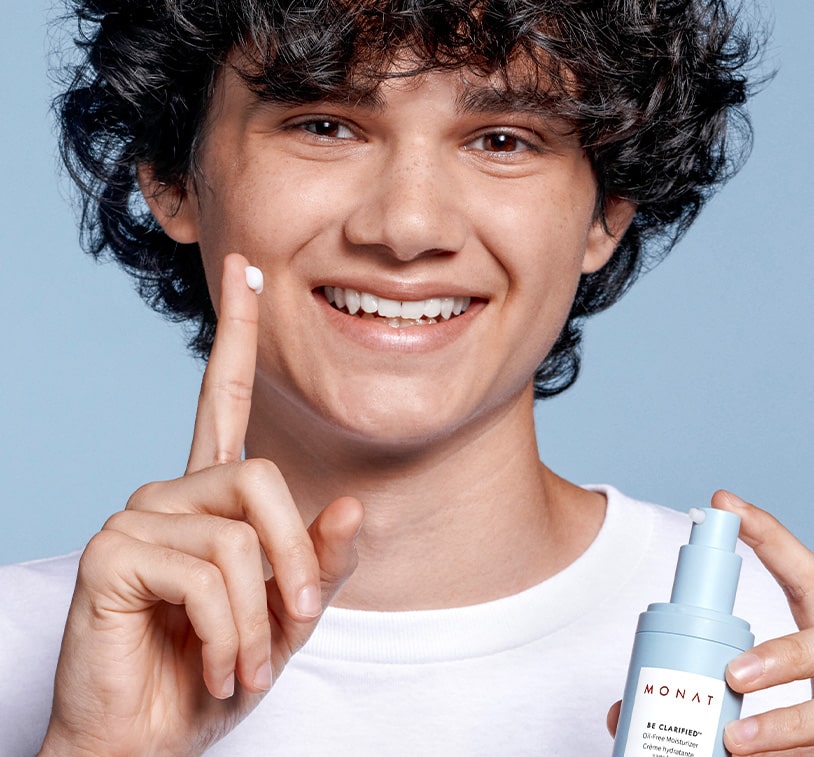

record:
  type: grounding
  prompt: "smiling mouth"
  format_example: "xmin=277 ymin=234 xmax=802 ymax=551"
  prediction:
xmin=324 ymin=286 xmax=472 ymax=328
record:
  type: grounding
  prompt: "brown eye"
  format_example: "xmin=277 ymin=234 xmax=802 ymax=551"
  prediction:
xmin=465 ymin=131 xmax=535 ymax=154
xmin=307 ymin=120 xmax=339 ymax=136
xmin=484 ymin=133 xmax=519 ymax=152
xmin=301 ymin=120 xmax=354 ymax=139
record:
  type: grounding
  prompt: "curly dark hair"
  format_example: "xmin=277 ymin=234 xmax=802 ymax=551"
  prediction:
xmin=57 ymin=0 xmax=758 ymax=398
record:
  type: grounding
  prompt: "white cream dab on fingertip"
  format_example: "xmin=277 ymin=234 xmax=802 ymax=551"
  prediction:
xmin=245 ymin=266 xmax=264 ymax=295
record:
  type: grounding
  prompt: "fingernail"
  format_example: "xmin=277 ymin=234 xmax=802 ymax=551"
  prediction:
xmin=296 ymin=584 xmax=322 ymax=618
xmin=217 ymin=672 xmax=235 ymax=699
xmin=728 ymin=651 xmax=763 ymax=683
xmin=245 ymin=265 xmax=264 ymax=294
xmin=725 ymin=716 xmax=759 ymax=746
xmin=253 ymin=660 xmax=273 ymax=691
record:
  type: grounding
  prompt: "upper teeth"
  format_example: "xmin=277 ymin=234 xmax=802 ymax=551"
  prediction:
xmin=324 ymin=287 xmax=471 ymax=321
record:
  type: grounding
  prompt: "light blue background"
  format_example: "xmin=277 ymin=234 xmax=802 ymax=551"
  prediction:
xmin=2 ymin=2 xmax=812 ymax=564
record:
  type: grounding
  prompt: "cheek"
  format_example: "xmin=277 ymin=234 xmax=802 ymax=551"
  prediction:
xmin=200 ymin=161 xmax=353 ymax=268
xmin=194 ymin=179 xmax=295 ymax=274
xmin=473 ymin=176 xmax=594 ymax=372
xmin=476 ymin=180 xmax=594 ymax=293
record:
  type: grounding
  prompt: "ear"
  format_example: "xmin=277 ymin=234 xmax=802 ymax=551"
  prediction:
xmin=582 ymin=196 xmax=637 ymax=274
xmin=137 ymin=165 xmax=200 ymax=244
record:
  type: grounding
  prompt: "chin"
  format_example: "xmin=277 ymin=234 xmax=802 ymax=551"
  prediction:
xmin=319 ymin=385 xmax=510 ymax=460
xmin=306 ymin=381 xmax=450 ymax=436
xmin=261 ymin=365 xmax=528 ymax=458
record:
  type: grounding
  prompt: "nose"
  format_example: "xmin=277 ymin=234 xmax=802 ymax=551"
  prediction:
xmin=343 ymin=144 xmax=468 ymax=261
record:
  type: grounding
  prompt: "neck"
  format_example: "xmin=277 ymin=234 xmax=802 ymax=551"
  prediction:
xmin=245 ymin=387 xmax=605 ymax=610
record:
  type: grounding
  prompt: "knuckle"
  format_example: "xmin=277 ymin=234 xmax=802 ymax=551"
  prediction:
xmin=188 ymin=562 xmax=223 ymax=595
xmin=102 ymin=509 xmax=130 ymax=533
xmin=237 ymin=457 xmax=283 ymax=490
xmin=204 ymin=375 xmax=253 ymax=405
xmin=206 ymin=630 xmax=240 ymax=660
xmin=213 ymin=449 xmax=240 ymax=466
xmin=776 ymin=634 xmax=814 ymax=672
xmin=216 ymin=519 xmax=259 ymax=558
xmin=242 ymin=613 xmax=272 ymax=645
xmin=218 ymin=375 xmax=254 ymax=402
xmin=78 ymin=530 xmax=124 ymax=576
xmin=776 ymin=703 xmax=810 ymax=742
xmin=233 ymin=459 xmax=288 ymax=513
xmin=282 ymin=534 xmax=317 ymax=570
xmin=780 ymin=578 xmax=812 ymax=607
xmin=126 ymin=480 xmax=164 ymax=512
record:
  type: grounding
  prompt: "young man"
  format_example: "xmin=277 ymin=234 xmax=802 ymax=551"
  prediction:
xmin=3 ymin=1 xmax=814 ymax=754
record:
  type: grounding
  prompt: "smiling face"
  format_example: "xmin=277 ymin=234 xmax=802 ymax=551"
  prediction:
xmin=144 ymin=62 xmax=633 ymax=454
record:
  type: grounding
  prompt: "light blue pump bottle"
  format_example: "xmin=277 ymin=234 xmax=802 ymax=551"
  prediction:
xmin=612 ymin=507 xmax=754 ymax=757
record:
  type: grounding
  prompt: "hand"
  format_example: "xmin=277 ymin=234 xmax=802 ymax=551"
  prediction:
xmin=713 ymin=490 xmax=814 ymax=756
xmin=39 ymin=253 xmax=364 ymax=757
xmin=607 ymin=700 xmax=622 ymax=739
xmin=606 ymin=491 xmax=814 ymax=756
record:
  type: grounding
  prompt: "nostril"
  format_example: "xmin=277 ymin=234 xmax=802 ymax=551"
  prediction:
xmin=343 ymin=181 xmax=467 ymax=260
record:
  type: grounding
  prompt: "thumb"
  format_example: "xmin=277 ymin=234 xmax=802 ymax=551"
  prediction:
xmin=607 ymin=700 xmax=622 ymax=737
xmin=310 ymin=496 xmax=365 ymax=603
xmin=266 ymin=496 xmax=364 ymax=661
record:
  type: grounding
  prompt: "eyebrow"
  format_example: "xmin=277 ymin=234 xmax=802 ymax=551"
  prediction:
xmin=246 ymin=78 xmax=566 ymax=124
xmin=456 ymin=85 xmax=559 ymax=116
xmin=248 ymin=84 xmax=387 ymax=113
xmin=327 ymin=84 xmax=559 ymax=116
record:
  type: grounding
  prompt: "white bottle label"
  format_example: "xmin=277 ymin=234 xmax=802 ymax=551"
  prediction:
xmin=623 ymin=666 xmax=726 ymax=757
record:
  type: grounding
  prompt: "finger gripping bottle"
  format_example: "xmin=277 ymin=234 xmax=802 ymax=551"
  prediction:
xmin=612 ymin=507 xmax=754 ymax=757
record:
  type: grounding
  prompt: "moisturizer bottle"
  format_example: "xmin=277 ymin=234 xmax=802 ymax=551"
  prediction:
xmin=612 ymin=507 xmax=754 ymax=757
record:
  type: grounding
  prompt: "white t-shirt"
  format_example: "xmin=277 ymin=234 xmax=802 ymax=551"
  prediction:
xmin=0 ymin=487 xmax=807 ymax=755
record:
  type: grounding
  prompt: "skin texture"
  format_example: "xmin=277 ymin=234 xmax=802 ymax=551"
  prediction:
xmin=151 ymin=63 xmax=634 ymax=613
xmin=39 ymin=65 xmax=814 ymax=756
xmin=178 ymin=65 xmax=620 ymax=450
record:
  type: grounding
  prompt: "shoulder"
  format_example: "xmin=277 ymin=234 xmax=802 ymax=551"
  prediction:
xmin=0 ymin=550 xmax=80 ymax=656
xmin=0 ymin=549 xmax=82 ymax=584
xmin=0 ymin=551 xmax=81 ymax=754
xmin=587 ymin=484 xmax=696 ymax=587
xmin=0 ymin=551 xmax=81 ymax=625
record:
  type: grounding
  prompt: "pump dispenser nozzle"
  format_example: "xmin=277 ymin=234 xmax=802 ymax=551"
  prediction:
xmin=670 ymin=507 xmax=742 ymax=614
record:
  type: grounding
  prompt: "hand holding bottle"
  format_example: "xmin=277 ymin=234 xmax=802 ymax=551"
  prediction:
xmin=608 ymin=491 xmax=814 ymax=756
xmin=713 ymin=490 xmax=814 ymax=755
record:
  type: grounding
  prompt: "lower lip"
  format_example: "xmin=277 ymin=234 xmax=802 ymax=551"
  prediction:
xmin=314 ymin=292 xmax=483 ymax=353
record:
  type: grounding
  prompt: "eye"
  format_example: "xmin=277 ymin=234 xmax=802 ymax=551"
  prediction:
xmin=466 ymin=130 xmax=537 ymax=154
xmin=298 ymin=119 xmax=356 ymax=139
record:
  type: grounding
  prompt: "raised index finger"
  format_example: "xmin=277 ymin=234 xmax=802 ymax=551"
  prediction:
xmin=712 ymin=489 xmax=814 ymax=630
xmin=187 ymin=253 xmax=263 ymax=474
